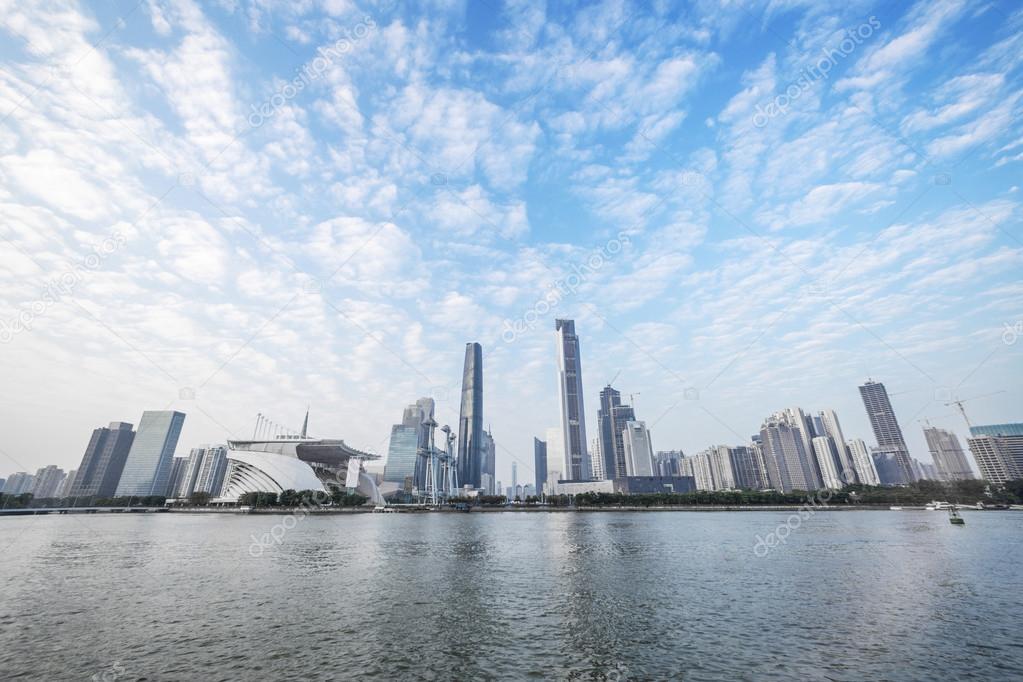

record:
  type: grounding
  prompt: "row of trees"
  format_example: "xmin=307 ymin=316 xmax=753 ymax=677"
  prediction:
xmin=237 ymin=489 xmax=369 ymax=508
xmin=0 ymin=493 xmax=170 ymax=509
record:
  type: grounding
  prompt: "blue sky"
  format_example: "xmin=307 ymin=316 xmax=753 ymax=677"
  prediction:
xmin=0 ymin=0 xmax=1021 ymax=486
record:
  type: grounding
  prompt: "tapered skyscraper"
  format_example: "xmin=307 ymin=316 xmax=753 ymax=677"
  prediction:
xmin=115 ymin=411 xmax=186 ymax=497
xmin=858 ymin=380 xmax=915 ymax=483
xmin=555 ymin=319 xmax=591 ymax=480
xmin=456 ymin=342 xmax=484 ymax=489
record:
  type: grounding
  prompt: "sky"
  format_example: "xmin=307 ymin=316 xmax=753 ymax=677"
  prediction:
xmin=0 ymin=0 xmax=1021 ymax=487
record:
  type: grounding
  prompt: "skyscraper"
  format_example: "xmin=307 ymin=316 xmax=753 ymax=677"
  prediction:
xmin=58 ymin=469 xmax=77 ymax=497
xmin=967 ymin=423 xmax=1023 ymax=484
xmin=555 ymin=319 xmax=590 ymax=480
xmin=819 ymin=409 xmax=856 ymax=481
xmin=534 ymin=438 xmax=548 ymax=496
xmin=384 ymin=398 xmax=435 ymax=490
xmin=115 ymin=411 xmax=186 ymax=497
xmin=923 ymin=426 xmax=975 ymax=481
xmin=456 ymin=342 xmax=484 ymax=490
xmin=759 ymin=413 xmax=819 ymax=492
xmin=847 ymin=438 xmax=881 ymax=486
xmin=166 ymin=457 xmax=188 ymax=498
xmin=545 ymin=426 xmax=563 ymax=489
xmin=195 ymin=446 xmax=228 ymax=496
xmin=30 ymin=465 xmax=67 ymax=499
xmin=622 ymin=421 xmax=656 ymax=476
xmin=2 ymin=472 xmax=34 ymax=494
xmin=482 ymin=429 xmax=496 ymax=495
xmin=68 ymin=421 xmax=136 ymax=498
xmin=859 ymin=380 xmax=915 ymax=483
xmin=596 ymin=385 xmax=632 ymax=480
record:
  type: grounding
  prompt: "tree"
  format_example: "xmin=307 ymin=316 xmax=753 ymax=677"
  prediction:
xmin=189 ymin=491 xmax=211 ymax=506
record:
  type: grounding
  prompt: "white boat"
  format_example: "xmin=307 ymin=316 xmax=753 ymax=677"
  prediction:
xmin=889 ymin=506 xmax=903 ymax=511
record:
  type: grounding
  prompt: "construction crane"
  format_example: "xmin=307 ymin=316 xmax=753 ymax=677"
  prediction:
xmin=945 ymin=391 xmax=1006 ymax=428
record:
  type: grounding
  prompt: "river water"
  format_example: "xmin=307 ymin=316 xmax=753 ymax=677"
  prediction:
xmin=0 ymin=510 xmax=1019 ymax=680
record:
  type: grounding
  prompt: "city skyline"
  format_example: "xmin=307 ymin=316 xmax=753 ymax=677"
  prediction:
xmin=0 ymin=0 xmax=1021 ymax=492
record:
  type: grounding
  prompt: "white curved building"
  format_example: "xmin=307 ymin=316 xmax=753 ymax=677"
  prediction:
xmin=217 ymin=434 xmax=383 ymax=505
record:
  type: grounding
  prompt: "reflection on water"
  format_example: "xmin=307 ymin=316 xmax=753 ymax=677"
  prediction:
xmin=0 ymin=511 xmax=1020 ymax=680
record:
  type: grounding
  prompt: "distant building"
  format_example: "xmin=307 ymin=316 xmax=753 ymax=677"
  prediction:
xmin=0 ymin=478 xmax=5 ymax=493
xmin=596 ymin=386 xmax=635 ymax=480
xmin=859 ymin=380 xmax=915 ymax=483
xmin=759 ymin=413 xmax=818 ymax=492
xmin=2 ymin=472 xmax=35 ymax=495
xmin=847 ymin=438 xmax=881 ymax=486
xmin=482 ymin=430 xmax=496 ymax=494
xmin=923 ymin=426 xmax=974 ymax=481
xmin=68 ymin=422 xmax=136 ymax=498
xmin=31 ymin=466 xmax=66 ymax=499
xmin=384 ymin=398 xmax=435 ymax=490
xmin=194 ymin=446 xmax=228 ymax=496
xmin=116 ymin=411 xmax=186 ymax=497
xmin=871 ymin=449 xmax=908 ymax=486
xmin=555 ymin=319 xmax=590 ymax=480
xmin=968 ymin=423 xmax=1023 ymax=485
xmin=811 ymin=437 xmax=844 ymax=489
xmin=534 ymin=438 xmax=548 ymax=497
xmin=456 ymin=343 xmax=485 ymax=490
xmin=58 ymin=469 xmax=77 ymax=497
xmin=729 ymin=446 xmax=769 ymax=490
xmin=167 ymin=457 xmax=188 ymax=498
xmin=544 ymin=427 xmax=564 ymax=493
xmin=818 ymin=409 xmax=857 ymax=481
xmin=556 ymin=476 xmax=696 ymax=496
xmin=622 ymin=421 xmax=656 ymax=477
xmin=655 ymin=450 xmax=683 ymax=477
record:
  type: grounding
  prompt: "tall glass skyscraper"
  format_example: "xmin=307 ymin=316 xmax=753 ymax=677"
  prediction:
xmin=68 ymin=421 xmax=136 ymax=498
xmin=534 ymin=438 xmax=548 ymax=496
xmin=115 ymin=411 xmax=186 ymax=496
xmin=596 ymin=385 xmax=635 ymax=480
xmin=555 ymin=319 xmax=590 ymax=480
xmin=858 ymin=380 xmax=915 ymax=483
xmin=456 ymin=342 xmax=484 ymax=489
xmin=384 ymin=398 xmax=435 ymax=490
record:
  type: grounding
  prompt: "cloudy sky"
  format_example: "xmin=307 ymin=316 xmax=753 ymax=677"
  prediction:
xmin=1 ymin=0 xmax=1021 ymax=486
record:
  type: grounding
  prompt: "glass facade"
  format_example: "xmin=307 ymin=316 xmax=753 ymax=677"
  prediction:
xmin=115 ymin=411 xmax=186 ymax=496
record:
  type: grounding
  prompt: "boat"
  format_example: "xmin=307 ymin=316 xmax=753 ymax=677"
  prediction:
xmin=925 ymin=501 xmax=951 ymax=511
xmin=889 ymin=506 xmax=903 ymax=511
xmin=949 ymin=505 xmax=965 ymax=525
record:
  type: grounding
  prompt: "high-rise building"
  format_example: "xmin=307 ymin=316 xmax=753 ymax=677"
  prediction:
xmin=166 ymin=457 xmax=188 ymax=498
xmin=729 ymin=446 xmax=768 ymax=490
xmin=655 ymin=450 xmax=683 ymax=477
xmin=115 ymin=411 xmax=186 ymax=497
xmin=811 ymin=437 xmax=844 ymax=489
xmin=545 ymin=426 xmax=563 ymax=490
xmin=596 ymin=386 xmax=636 ymax=480
xmin=534 ymin=438 xmax=548 ymax=497
xmin=456 ymin=342 xmax=484 ymax=490
xmin=847 ymin=438 xmax=881 ymax=486
xmin=511 ymin=461 xmax=518 ymax=493
xmin=871 ymin=449 xmax=908 ymax=485
xmin=967 ymin=423 xmax=1023 ymax=484
xmin=384 ymin=398 xmax=435 ymax=490
xmin=922 ymin=426 xmax=974 ymax=481
xmin=58 ymin=469 xmax=77 ymax=497
xmin=3 ymin=472 xmax=35 ymax=495
xmin=482 ymin=430 xmax=496 ymax=495
xmin=859 ymin=380 xmax=915 ymax=483
xmin=69 ymin=421 xmax=136 ymax=498
xmin=31 ymin=466 xmax=67 ymax=499
xmin=194 ymin=446 xmax=228 ymax=496
xmin=819 ymin=409 xmax=856 ymax=481
xmin=622 ymin=421 xmax=656 ymax=476
xmin=555 ymin=319 xmax=590 ymax=480
xmin=759 ymin=413 xmax=819 ymax=492
xmin=783 ymin=407 xmax=824 ymax=489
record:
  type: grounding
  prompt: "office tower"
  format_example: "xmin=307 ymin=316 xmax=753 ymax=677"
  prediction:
xmin=457 ymin=342 xmax=485 ymax=490
xmin=597 ymin=386 xmax=635 ymax=480
xmin=384 ymin=424 xmax=419 ymax=491
xmin=622 ymin=421 xmax=656 ymax=476
xmin=31 ymin=466 xmax=67 ymax=498
xmin=871 ymin=449 xmax=907 ymax=485
xmin=655 ymin=450 xmax=683 ymax=477
xmin=729 ymin=446 xmax=768 ymax=490
xmin=511 ymin=461 xmax=518 ymax=493
xmin=523 ymin=484 xmax=536 ymax=498
xmin=811 ymin=437 xmax=844 ymax=489
xmin=545 ymin=426 xmax=563 ymax=490
xmin=166 ymin=457 xmax=187 ymax=498
xmin=68 ymin=422 xmax=135 ymax=498
xmin=534 ymin=438 xmax=548 ymax=496
xmin=967 ymin=423 xmax=1023 ymax=484
xmin=913 ymin=459 xmax=939 ymax=481
xmin=555 ymin=319 xmax=591 ymax=480
xmin=859 ymin=380 xmax=915 ymax=483
xmin=759 ymin=413 xmax=819 ymax=492
xmin=3 ymin=472 xmax=35 ymax=494
xmin=590 ymin=438 xmax=604 ymax=479
xmin=482 ymin=430 xmax=496 ymax=495
xmin=58 ymin=469 xmax=77 ymax=497
xmin=115 ymin=411 xmax=186 ymax=497
xmin=819 ymin=409 xmax=856 ymax=481
xmin=687 ymin=453 xmax=715 ymax=491
xmin=847 ymin=438 xmax=881 ymax=486
xmin=922 ymin=426 xmax=974 ymax=481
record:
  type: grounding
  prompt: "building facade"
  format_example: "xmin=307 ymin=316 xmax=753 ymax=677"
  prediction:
xmin=967 ymin=423 xmax=1023 ymax=485
xmin=69 ymin=421 xmax=136 ymax=498
xmin=116 ymin=411 xmax=186 ymax=497
xmin=923 ymin=426 xmax=974 ymax=481
xmin=847 ymin=438 xmax=881 ymax=486
xmin=456 ymin=343 xmax=485 ymax=490
xmin=534 ymin=438 xmax=548 ymax=497
xmin=622 ymin=421 xmax=656 ymax=477
xmin=31 ymin=465 xmax=67 ymax=498
xmin=555 ymin=319 xmax=591 ymax=480
xmin=859 ymin=380 xmax=915 ymax=483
